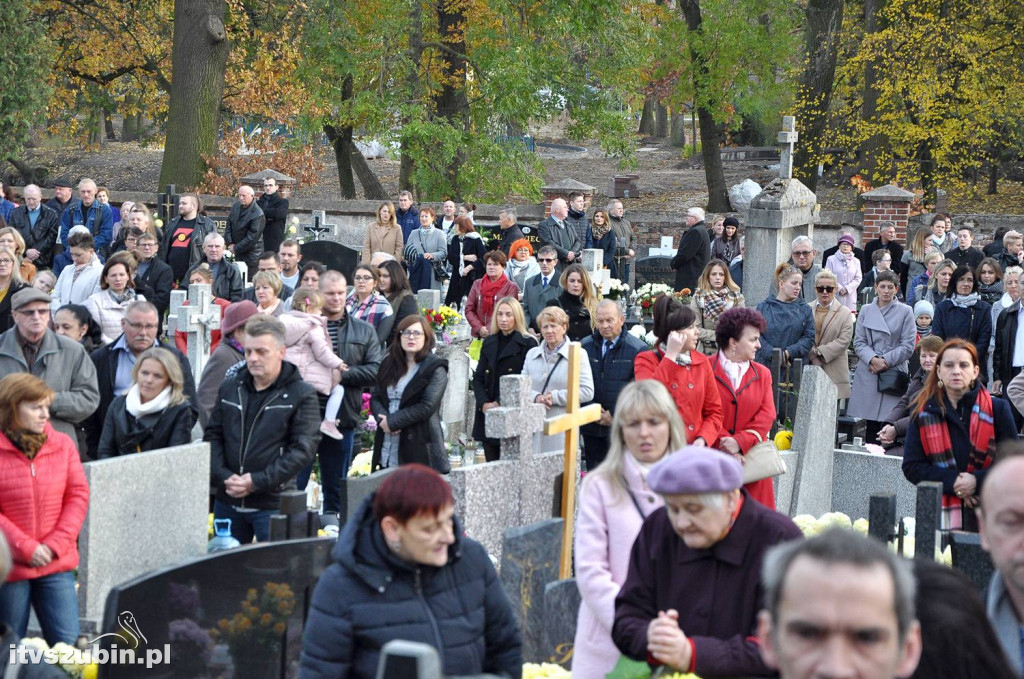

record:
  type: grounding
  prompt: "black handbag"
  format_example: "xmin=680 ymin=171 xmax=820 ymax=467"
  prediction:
xmin=877 ymin=368 xmax=910 ymax=396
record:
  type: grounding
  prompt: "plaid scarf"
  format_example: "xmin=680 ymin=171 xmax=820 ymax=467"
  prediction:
xmin=917 ymin=388 xmax=996 ymax=530
xmin=695 ymin=288 xmax=740 ymax=325
xmin=347 ymin=291 xmax=394 ymax=329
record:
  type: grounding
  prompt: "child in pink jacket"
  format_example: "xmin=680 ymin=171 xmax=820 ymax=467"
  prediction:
xmin=279 ymin=288 xmax=347 ymax=439
xmin=825 ymin=233 xmax=863 ymax=311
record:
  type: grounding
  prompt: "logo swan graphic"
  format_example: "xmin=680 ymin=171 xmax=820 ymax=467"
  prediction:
xmin=89 ymin=611 xmax=148 ymax=649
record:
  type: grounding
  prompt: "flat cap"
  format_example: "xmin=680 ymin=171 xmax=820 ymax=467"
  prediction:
xmin=53 ymin=177 xmax=74 ymax=188
xmin=11 ymin=287 xmax=51 ymax=310
xmin=648 ymin=446 xmax=743 ymax=495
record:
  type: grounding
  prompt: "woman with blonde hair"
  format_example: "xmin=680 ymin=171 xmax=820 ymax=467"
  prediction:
xmin=0 ymin=373 xmax=88 ymax=644
xmin=808 ymin=269 xmax=855 ymax=399
xmin=572 ymin=380 xmax=685 ymax=678
xmin=0 ymin=226 xmax=36 ymax=283
xmin=362 ymin=201 xmax=404 ymax=263
xmin=252 ymin=270 xmax=285 ymax=316
xmin=754 ymin=262 xmax=815 ymax=367
xmin=523 ymin=306 xmax=594 ymax=452
xmin=690 ymin=258 xmax=743 ymax=355
xmin=472 ymin=297 xmax=537 ymax=460
xmin=97 ymin=347 xmax=195 ymax=458
xmin=555 ymin=263 xmax=598 ymax=341
xmin=0 ymin=247 xmax=27 ymax=334
xmin=902 ymin=228 xmax=935 ymax=293
xmin=916 ymin=258 xmax=955 ymax=308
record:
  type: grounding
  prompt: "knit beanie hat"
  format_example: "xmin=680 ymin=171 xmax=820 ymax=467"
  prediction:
xmin=914 ymin=300 xmax=934 ymax=319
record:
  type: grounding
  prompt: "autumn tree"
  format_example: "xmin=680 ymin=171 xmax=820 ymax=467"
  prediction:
xmin=0 ymin=0 xmax=52 ymax=168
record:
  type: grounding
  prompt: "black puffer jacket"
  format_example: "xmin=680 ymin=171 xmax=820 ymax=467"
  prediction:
xmin=331 ymin=313 xmax=384 ymax=429
xmin=370 ymin=354 xmax=449 ymax=472
xmin=299 ymin=495 xmax=522 ymax=679
xmin=205 ymin=361 xmax=321 ymax=509
xmin=97 ymin=396 xmax=196 ymax=458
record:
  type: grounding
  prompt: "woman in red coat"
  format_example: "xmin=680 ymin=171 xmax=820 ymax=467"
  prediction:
xmin=0 ymin=374 xmax=89 ymax=644
xmin=710 ymin=307 xmax=778 ymax=508
xmin=635 ymin=295 xmax=723 ymax=446
xmin=465 ymin=251 xmax=520 ymax=338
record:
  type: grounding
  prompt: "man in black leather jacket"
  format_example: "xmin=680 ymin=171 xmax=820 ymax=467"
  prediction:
xmin=205 ymin=315 xmax=321 ymax=543
xmin=225 ymin=185 xmax=265 ymax=273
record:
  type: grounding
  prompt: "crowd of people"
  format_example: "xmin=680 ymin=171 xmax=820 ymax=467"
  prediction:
xmin=1 ymin=175 xmax=1024 ymax=678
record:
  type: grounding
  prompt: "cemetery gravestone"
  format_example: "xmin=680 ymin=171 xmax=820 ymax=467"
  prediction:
xmin=868 ymin=494 xmax=897 ymax=545
xmin=633 ymin=256 xmax=675 ymax=290
xmin=339 ymin=468 xmax=396 ymax=525
xmin=78 ymin=443 xmax=210 ymax=632
xmin=178 ymin=283 xmax=221 ymax=381
xmin=649 ymin=236 xmax=677 ymax=257
xmin=831 ymin=449 xmax=916 ymax=521
xmin=950 ymin=531 xmax=995 ymax=594
xmin=914 ymin=482 xmax=942 ymax=561
xmin=500 ymin=519 xmax=564 ymax=664
xmin=786 ymin=365 xmax=838 ymax=517
xmin=300 ymin=210 xmax=358 ymax=281
xmin=543 ymin=579 xmax=581 ymax=668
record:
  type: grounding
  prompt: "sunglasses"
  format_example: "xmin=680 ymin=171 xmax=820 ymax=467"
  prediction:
xmin=538 ymin=258 xmax=556 ymax=263
xmin=816 ymin=286 xmax=835 ymax=293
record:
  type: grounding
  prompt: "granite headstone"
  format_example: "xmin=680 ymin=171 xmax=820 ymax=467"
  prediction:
xmin=633 ymin=256 xmax=675 ymax=289
xmin=950 ymin=531 xmax=995 ymax=594
xmin=831 ymin=450 xmax=917 ymax=521
xmin=499 ymin=519 xmax=564 ymax=664
xmin=543 ymin=579 xmax=581 ymax=668
xmin=787 ymin=366 xmax=838 ymax=517
xmin=914 ymin=481 xmax=943 ymax=561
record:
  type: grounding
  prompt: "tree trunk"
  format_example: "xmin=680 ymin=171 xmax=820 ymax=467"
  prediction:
xmin=399 ymin=0 xmax=424 ymax=194
xmin=104 ymin=111 xmax=116 ymax=141
xmin=432 ymin=0 xmax=470 ymax=196
xmin=861 ymin=0 xmax=884 ymax=179
xmin=325 ymin=124 xmax=356 ymax=199
xmin=793 ymin=0 xmax=844 ymax=193
xmin=123 ymin=114 xmax=139 ymax=142
xmin=678 ymin=0 xmax=730 ymax=211
xmin=670 ymin=112 xmax=688 ymax=147
xmin=159 ymin=0 xmax=230 ymax=190
xmin=989 ymin=160 xmax=999 ymax=195
xmin=655 ymin=102 xmax=669 ymax=138
xmin=349 ymin=141 xmax=389 ymax=200
xmin=637 ymin=96 xmax=656 ymax=136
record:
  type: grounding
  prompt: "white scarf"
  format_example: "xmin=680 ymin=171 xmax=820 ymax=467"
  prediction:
xmin=718 ymin=351 xmax=750 ymax=390
xmin=125 ymin=384 xmax=172 ymax=418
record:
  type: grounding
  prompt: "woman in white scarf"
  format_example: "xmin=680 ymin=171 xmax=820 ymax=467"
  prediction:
xmin=96 ymin=347 xmax=196 ymax=458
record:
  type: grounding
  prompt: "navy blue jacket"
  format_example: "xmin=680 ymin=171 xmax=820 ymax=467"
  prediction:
xmin=395 ymin=205 xmax=420 ymax=244
xmin=754 ymin=296 xmax=815 ymax=366
xmin=581 ymin=329 xmax=646 ymax=437
xmin=932 ymin=298 xmax=993 ymax=382
xmin=59 ymin=199 xmax=113 ymax=252
xmin=903 ymin=389 xmax=1017 ymax=495
xmin=299 ymin=495 xmax=522 ymax=679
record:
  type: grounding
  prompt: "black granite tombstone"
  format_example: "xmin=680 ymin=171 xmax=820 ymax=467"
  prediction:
xmin=915 ymin=482 xmax=943 ymax=560
xmin=301 ymin=240 xmax=359 ymax=283
xmin=633 ymin=256 xmax=675 ymax=290
xmin=543 ymin=579 xmax=581 ymax=668
xmin=97 ymin=538 xmax=333 ymax=679
xmin=499 ymin=519 xmax=563 ymax=663
xmin=868 ymin=493 xmax=897 ymax=545
xmin=950 ymin=531 xmax=995 ymax=595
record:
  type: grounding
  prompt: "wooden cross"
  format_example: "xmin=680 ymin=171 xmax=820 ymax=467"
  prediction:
xmin=777 ymin=116 xmax=798 ymax=180
xmin=542 ymin=342 xmax=602 ymax=578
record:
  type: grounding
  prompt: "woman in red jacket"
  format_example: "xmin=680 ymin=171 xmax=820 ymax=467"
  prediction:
xmin=710 ymin=307 xmax=778 ymax=508
xmin=635 ymin=295 xmax=723 ymax=446
xmin=0 ymin=374 xmax=89 ymax=644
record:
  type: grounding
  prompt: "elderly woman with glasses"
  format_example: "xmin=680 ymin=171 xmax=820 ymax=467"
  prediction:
xmin=809 ymin=269 xmax=855 ymax=399
xmin=370 ymin=316 xmax=450 ymax=472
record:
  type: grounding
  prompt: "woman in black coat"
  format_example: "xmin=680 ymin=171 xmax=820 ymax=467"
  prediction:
xmin=371 ymin=316 xmax=449 ymax=472
xmin=472 ymin=297 xmax=537 ymax=461
xmin=554 ymin=263 xmax=598 ymax=342
xmin=377 ymin=259 xmax=418 ymax=346
xmin=444 ymin=216 xmax=486 ymax=308
xmin=300 ymin=465 xmax=522 ymax=678
xmin=97 ymin=347 xmax=196 ymax=458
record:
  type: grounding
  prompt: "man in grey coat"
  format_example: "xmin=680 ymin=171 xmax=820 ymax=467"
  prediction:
xmin=522 ymin=245 xmax=562 ymax=332
xmin=979 ymin=454 xmax=1024 ymax=675
xmin=0 ymin=288 xmax=99 ymax=456
xmin=538 ymin=198 xmax=582 ymax=275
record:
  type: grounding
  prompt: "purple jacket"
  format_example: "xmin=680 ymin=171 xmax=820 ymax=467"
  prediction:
xmin=612 ymin=491 xmax=802 ymax=676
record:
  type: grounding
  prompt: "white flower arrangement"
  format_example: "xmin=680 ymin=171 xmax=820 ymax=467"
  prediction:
xmin=628 ymin=323 xmax=657 ymax=347
xmin=602 ymin=278 xmax=630 ymax=301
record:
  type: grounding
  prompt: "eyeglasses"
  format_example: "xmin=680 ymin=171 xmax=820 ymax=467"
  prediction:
xmin=126 ymin=322 xmax=159 ymax=331
xmin=538 ymin=258 xmax=556 ymax=263
xmin=353 ymin=275 xmax=374 ymax=282
xmin=401 ymin=329 xmax=425 ymax=338
xmin=792 ymin=250 xmax=813 ymax=257
xmin=16 ymin=309 xmax=48 ymax=317
xmin=816 ymin=286 xmax=835 ymax=293
xmin=0 ymin=259 xmax=14 ymax=265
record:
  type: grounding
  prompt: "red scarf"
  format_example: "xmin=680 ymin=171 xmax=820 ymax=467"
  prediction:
xmin=480 ymin=273 xmax=508 ymax=319
xmin=918 ymin=388 xmax=996 ymax=530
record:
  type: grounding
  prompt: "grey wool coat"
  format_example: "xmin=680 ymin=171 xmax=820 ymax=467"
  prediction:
xmin=848 ymin=299 xmax=917 ymax=421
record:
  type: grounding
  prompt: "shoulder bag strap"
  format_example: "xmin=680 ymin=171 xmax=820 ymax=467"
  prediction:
xmin=540 ymin=353 xmax=565 ymax=394
xmin=620 ymin=475 xmax=648 ymax=519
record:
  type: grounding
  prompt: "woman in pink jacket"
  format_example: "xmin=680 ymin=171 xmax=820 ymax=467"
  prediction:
xmin=572 ymin=380 xmax=686 ymax=678
xmin=279 ymin=288 xmax=347 ymax=440
xmin=825 ymin=233 xmax=863 ymax=311
xmin=0 ymin=373 xmax=89 ymax=645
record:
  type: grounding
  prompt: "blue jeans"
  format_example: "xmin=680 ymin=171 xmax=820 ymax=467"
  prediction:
xmin=213 ymin=501 xmax=275 ymax=543
xmin=298 ymin=427 xmax=354 ymax=515
xmin=0 ymin=571 xmax=80 ymax=645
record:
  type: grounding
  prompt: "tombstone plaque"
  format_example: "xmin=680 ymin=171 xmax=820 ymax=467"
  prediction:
xmin=500 ymin=519 xmax=563 ymax=663
xmin=543 ymin=579 xmax=581 ymax=667
xmin=633 ymin=256 xmax=675 ymax=290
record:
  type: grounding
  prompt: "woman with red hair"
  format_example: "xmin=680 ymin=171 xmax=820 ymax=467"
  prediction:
xmin=903 ymin=339 xmax=1017 ymax=532
xmin=444 ymin=215 xmax=486 ymax=308
xmin=300 ymin=464 xmax=522 ymax=678
xmin=506 ymin=238 xmax=540 ymax=291
xmin=710 ymin=307 xmax=777 ymax=508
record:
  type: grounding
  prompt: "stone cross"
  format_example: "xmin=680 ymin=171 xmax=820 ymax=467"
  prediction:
xmin=485 ymin=375 xmax=547 ymax=461
xmin=178 ymin=284 xmax=221 ymax=381
xmin=303 ymin=209 xmax=338 ymax=241
xmin=648 ymin=236 xmax=676 ymax=257
xmin=778 ymin=116 xmax=798 ymax=180
xmin=541 ymin=342 xmax=602 ymax=578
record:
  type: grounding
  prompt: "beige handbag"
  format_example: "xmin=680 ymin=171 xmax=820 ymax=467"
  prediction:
xmin=741 ymin=429 xmax=787 ymax=484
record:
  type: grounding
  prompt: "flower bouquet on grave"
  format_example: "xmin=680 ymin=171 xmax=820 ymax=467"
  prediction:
xmin=422 ymin=305 xmax=461 ymax=344
xmin=634 ymin=283 xmax=674 ymax=316
xmin=602 ymin=278 xmax=630 ymax=301
xmin=358 ymin=393 xmax=376 ymax=450
xmin=19 ymin=638 xmax=97 ymax=677
xmin=674 ymin=287 xmax=693 ymax=306
xmin=211 ymin=582 xmax=295 ymax=679
xmin=348 ymin=451 xmax=373 ymax=478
